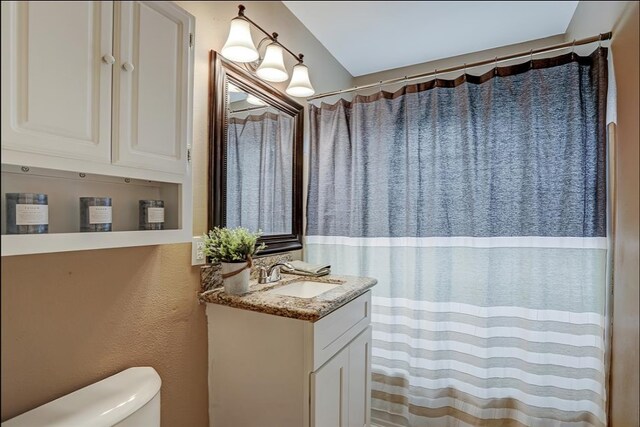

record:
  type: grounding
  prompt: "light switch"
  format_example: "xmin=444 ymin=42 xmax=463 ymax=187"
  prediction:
xmin=192 ymin=236 xmax=206 ymax=266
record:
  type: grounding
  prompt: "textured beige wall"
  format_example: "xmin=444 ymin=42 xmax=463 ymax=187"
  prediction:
xmin=1 ymin=245 xmax=209 ymax=426
xmin=610 ymin=4 xmax=640 ymax=426
xmin=0 ymin=1 xmax=352 ymax=425
xmin=568 ymin=2 xmax=640 ymax=425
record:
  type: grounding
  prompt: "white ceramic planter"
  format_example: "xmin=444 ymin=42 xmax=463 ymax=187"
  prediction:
xmin=220 ymin=261 xmax=250 ymax=295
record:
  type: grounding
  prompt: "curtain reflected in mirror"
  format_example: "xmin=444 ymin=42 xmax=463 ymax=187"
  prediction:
xmin=226 ymin=86 xmax=293 ymax=235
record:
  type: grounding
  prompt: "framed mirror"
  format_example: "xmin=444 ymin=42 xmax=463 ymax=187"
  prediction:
xmin=208 ymin=51 xmax=303 ymax=255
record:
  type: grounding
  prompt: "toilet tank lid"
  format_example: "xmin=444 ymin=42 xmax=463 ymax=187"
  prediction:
xmin=2 ymin=367 xmax=161 ymax=427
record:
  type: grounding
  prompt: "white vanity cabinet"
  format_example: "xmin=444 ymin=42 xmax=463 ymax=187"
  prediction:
xmin=206 ymin=291 xmax=373 ymax=427
xmin=0 ymin=1 xmax=194 ymax=255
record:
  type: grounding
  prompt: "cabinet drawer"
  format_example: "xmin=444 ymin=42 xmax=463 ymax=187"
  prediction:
xmin=313 ymin=291 xmax=371 ymax=370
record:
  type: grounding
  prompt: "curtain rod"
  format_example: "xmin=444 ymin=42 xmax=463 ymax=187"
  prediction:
xmin=308 ymin=32 xmax=612 ymax=101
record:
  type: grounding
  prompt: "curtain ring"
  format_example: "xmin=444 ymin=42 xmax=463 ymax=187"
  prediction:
xmin=530 ymin=49 xmax=533 ymax=63
xmin=378 ymin=80 xmax=383 ymax=93
xmin=494 ymin=56 xmax=498 ymax=75
xmin=434 ymin=68 xmax=438 ymax=86
xmin=572 ymin=39 xmax=576 ymax=54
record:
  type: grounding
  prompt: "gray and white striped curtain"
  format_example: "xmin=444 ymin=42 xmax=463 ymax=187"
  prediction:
xmin=226 ymin=111 xmax=293 ymax=234
xmin=306 ymin=48 xmax=609 ymax=426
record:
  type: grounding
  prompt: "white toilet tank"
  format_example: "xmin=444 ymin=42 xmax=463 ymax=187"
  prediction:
xmin=2 ymin=367 xmax=161 ymax=427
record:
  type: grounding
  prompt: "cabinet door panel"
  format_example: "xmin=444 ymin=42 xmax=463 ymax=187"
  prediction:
xmin=113 ymin=1 xmax=191 ymax=175
xmin=349 ymin=326 xmax=372 ymax=427
xmin=1 ymin=1 xmax=112 ymax=163
xmin=311 ymin=346 xmax=349 ymax=427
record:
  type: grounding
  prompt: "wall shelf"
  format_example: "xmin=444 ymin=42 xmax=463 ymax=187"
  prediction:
xmin=1 ymin=164 xmax=191 ymax=256
xmin=1 ymin=230 xmax=188 ymax=257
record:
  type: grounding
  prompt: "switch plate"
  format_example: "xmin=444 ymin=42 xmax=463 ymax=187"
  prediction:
xmin=192 ymin=236 xmax=206 ymax=266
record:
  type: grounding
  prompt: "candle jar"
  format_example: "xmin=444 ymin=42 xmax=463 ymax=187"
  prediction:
xmin=80 ymin=197 xmax=112 ymax=232
xmin=139 ymin=200 xmax=164 ymax=230
xmin=6 ymin=193 xmax=49 ymax=234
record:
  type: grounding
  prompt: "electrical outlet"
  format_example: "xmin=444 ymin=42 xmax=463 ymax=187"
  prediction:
xmin=192 ymin=236 xmax=206 ymax=266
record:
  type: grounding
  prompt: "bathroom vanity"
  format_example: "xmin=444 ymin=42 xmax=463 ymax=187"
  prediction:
xmin=201 ymin=274 xmax=376 ymax=427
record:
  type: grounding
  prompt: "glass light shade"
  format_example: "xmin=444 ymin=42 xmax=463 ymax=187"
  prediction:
xmin=256 ymin=43 xmax=289 ymax=82
xmin=221 ymin=18 xmax=259 ymax=63
xmin=286 ymin=63 xmax=315 ymax=97
xmin=246 ymin=94 xmax=266 ymax=106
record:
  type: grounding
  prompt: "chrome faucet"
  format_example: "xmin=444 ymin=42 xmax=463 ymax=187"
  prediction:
xmin=258 ymin=261 xmax=294 ymax=284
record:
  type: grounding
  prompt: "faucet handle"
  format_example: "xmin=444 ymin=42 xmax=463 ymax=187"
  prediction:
xmin=258 ymin=267 xmax=268 ymax=284
xmin=268 ymin=266 xmax=282 ymax=282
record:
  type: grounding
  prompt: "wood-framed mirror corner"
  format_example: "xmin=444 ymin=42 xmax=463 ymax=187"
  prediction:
xmin=208 ymin=50 xmax=304 ymax=255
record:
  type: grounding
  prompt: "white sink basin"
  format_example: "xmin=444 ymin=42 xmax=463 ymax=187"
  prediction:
xmin=267 ymin=280 xmax=340 ymax=299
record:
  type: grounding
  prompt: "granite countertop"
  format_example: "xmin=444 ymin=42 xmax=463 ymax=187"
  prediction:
xmin=199 ymin=273 xmax=377 ymax=322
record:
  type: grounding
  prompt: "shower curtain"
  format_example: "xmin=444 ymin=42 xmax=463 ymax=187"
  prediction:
xmin=306 ymin=48 xmax=609 ymax=426
xmin=226 ymin=111 xmax=293 ymax=234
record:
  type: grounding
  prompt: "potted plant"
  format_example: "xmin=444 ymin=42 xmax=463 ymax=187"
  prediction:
xmin=203 ymin=226 xmax=265 ymax=295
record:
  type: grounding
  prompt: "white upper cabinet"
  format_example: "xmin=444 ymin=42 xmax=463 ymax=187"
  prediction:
xmin=1 ymin=1 xmax=113 ymax=163
xmin=1 ymin=0 xmax=193 ymax=178
xmin=0 ymin=1 xmax=195 ymax=256
xmin=112 ymin=1 xmax=192 ymax=174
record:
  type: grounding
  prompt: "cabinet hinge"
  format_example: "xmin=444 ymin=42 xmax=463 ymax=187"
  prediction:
xmin=187 ymin=146 xmax=192 ymax=163
xmin=189 ymin=33 xmax=194 ymax=48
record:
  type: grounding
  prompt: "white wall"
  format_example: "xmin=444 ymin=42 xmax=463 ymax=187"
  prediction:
xmin=566 ymin=1 xmax=630 ymax=40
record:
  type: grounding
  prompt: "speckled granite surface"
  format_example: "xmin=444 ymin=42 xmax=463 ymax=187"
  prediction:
xmin=200 ymin=253 xmax=293 ymax=293
xmin=199 ymin=273 xmax=377 ymax=322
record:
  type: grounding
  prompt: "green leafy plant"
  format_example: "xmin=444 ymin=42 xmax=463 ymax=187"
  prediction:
xmin=202 ymin=226 xmax=266 ymax=263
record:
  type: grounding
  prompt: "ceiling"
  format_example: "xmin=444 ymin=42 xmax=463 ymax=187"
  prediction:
xmin=283 ymin=1 xmax=579 ymax=77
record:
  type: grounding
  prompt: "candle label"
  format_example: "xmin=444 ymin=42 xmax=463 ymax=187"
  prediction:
xmin=147 ymin=207 xmax=165 ymax=223
xmin=89 ymin=206 xmax=112 ymax=224
xmin=16 ymin=204 xmax=49 ymax=225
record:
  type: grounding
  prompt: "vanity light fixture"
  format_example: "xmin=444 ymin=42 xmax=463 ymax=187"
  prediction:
xmin=220 ymin=4 xmax=315 ymax=97
xmin=246 ymin=94 xmax=266 ymax=106
xmin=227 ymin=83 xmax=242 ymax=93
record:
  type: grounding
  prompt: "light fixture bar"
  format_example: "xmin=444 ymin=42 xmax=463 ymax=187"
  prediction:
xmin=236 ymin=4 xmax=304 ymax=63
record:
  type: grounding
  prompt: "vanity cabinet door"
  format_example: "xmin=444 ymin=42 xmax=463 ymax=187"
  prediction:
xmin=112 ymin=1 xmax=192 ymax=175
xmin=1 ymin=1 xmax=113 ymax=163
xmin=348 ymin=326 xmax=372 ymax=427
xmin=311 ymin=326 xmax=372 ymax=427
xmin=311 ymin=345 xmax=349 ymax=427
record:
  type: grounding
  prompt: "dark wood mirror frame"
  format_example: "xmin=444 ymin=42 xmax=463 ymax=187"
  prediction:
xmin=208 ymin=50 xmax=304 ymax=255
